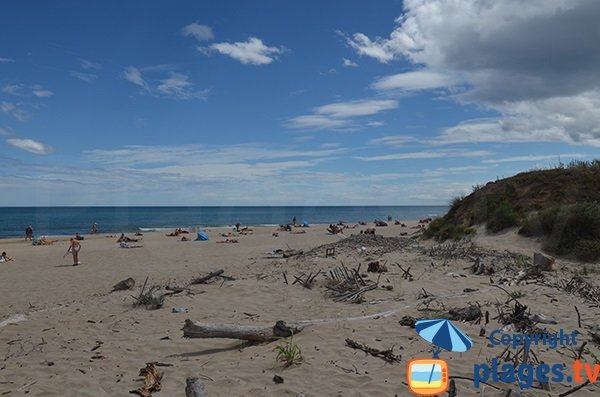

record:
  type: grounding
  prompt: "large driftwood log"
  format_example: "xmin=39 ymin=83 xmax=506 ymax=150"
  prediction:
xmin=185 ymin=377 xmax=208 ymax=397
xmin=183 ymin=320 xmax=303 ymax=342
xmin=190 ymin=269 xmax=224 ymax=285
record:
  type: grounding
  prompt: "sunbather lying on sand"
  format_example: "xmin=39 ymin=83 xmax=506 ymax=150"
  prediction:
xmin=217 ymin=238 xmax=239 ymax=243
xmin=327 ymin=224 xmax=344 ymax=234
xmin=117 ymin=233 xmax=138 ymax=243
xmin=119 ymin=242 xmax=143 ymax=248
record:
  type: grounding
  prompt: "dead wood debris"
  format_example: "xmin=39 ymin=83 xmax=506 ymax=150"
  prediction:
xmin=130 ymin=363 xmax=162 ymax=397
xmin=345 ymin=338 xmax=401 ymax=363
xmin=112 ymin=277 xmax=135 ymax=292
xmin=132 ymin=277 xmax=187 ymax=309
xmin=190 ymin=269 xmax=235 ymax=285
xmin=398 ymin=315 xmax=416 ymax=328
xmin=367 ymin=260 xmax=388 ymax=273
xmin=326 ymin=264 xmax=378 ymax=303
xmin=448 ymin=304 xmax=482 ymax=322
xmin=304 ymin=234 xmax=413 ymax=258
xmin=292 ymin=270 xmax=321 ymax=289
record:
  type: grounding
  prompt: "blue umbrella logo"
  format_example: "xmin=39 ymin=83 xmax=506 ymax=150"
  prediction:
xmin=414 ymin=319 xmax=472 ymax=386
xmin=415 ymin=319 xmax=473 ymax=354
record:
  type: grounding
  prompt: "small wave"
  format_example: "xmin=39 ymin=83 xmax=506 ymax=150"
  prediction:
xmin=138 ymin=227 xmax=180 ymax=232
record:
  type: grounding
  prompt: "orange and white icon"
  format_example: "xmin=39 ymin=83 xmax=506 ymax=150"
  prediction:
xmin=407 ymin=358 xmax=449 ymax=396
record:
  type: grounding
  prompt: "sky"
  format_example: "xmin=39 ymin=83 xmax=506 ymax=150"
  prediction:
xmin=1 ymin=0 xmax=599 ymax=206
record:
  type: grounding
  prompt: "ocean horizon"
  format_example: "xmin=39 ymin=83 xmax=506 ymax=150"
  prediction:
xmin=0 ymin=206 xmax=448 ymax=239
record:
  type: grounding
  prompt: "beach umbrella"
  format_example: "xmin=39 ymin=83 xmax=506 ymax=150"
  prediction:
xmin=415 ymin=319 xmax=472 ymax=353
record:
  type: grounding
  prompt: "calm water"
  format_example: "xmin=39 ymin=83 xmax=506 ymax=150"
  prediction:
xmin=0 ymin=206 xmax=447 ymax=239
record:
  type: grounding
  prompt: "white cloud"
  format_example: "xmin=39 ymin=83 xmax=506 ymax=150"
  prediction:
xmin=368 ymin=135 xmax=419 ymax=146
xmin=123 ymin=67 xmax=207 ymax=101
xmin=345 ymin=32 xmax=397 ymax=63
xmin=342 ymin=58 xmax=358 ymax=67
xmin=286 ymin=115 xmax=351 ymax=130
xmin=356 ymin=149 xmax=493 ymax=161
xmin=0 ymin=126 xmax=12 ymax=135
xmin=123 ymin=66 xmax=151 ymax=93
xmin=0 ymin=57 xmax=14 ymax=63
xmin=72 ymin=71 xmax=98 ymax=82
xmin=181 ymin=22 xmax=214 ymax=42
xmin=482 ymin=154 xmax=587 ymax=164
xmin=2 ymin=84 xmax=22 ymax=96
xmin=7 ymin=138 xmax=53 ymax=154
xmin=210 ymin=37 xmax=284 ymax=65
xmin=1 ymin=101 xmax=26 ymax=121
xmin=316 ymin=99 xmax=397 ymax=118
xmin=287 ymin=99 xmax=398 ymax=130
xmin=156 ymin=72 xmax=208 ymax=100
xmin=84 ymin=144 xmax=343 ymax=167
xmin=79 ymin=59 xmax=101 ymax=70
xmin=3 ymin=84 xmax=53 ymax=97
xmin=367 ymin=121 xmax=385 ymax=127
xmin=348 ymin=1 xmax=600 ymax=147
xmin=372 ymin=70 xmax=457 ymax=91
xmin=32 ymin=88 xmax=53 ymax=97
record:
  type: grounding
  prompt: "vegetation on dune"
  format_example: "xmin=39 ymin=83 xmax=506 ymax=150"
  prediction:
xmin=424 ymin=160 xmax=600 ymax=261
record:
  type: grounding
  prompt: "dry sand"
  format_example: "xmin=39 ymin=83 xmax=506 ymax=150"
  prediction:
xmin=1 ymin=223 xmax=599 ymax=396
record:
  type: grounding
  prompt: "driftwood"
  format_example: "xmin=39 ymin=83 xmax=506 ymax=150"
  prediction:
xmin=112 ymin=277 xmax=135 ymax=292
xmin=326 ymin=264 xmax=379 ymax=303
xmin=398 ymin=315 xmax=416 ymax=328
xmin=130 ymin=363 xmax=162 ymax=397
xmin=448 ymin=379 xmax=457 ymax=397
xmin=183 ymin=320 xmax=303 ymax=342
xmin=345 ymin=338 xmax=401 ymax=363
xmin=190 ymin=269 xmax=224 ymax=285
xmin=448 ymin=305 xmax=482 ymax=322
xmin=292 ymin=270 xmax=321 ymax=289
xmin=185 ymin=377 xmax=208 ymax=397
xmin=367 ymin=261 xmax=387 ymax=273
xmin=283 ymin=249 xmax=303 ymax=258
xmin=132 ymin=277 xmax=187 ymax=309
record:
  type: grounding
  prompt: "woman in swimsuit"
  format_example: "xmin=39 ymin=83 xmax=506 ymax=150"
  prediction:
xmin=66 ymin=238 xmax=82 ymax=266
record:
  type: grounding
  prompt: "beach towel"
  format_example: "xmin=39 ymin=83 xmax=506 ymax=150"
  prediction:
xmin=196 ymin=231 xmax=209 ymax=241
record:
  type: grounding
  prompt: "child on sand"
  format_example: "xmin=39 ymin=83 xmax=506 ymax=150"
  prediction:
xmin=0 ymin=252 xmax=13 ymax=262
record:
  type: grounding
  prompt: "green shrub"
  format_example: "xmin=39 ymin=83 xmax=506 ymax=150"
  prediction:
xmin=423 ymin=217 xmax=475 ymax=241
xmin=574 ymin=240 xmax=600 ymax=262
xmin=521 ymin=201 xmax=600 ymax=260
xmin=486 ymin=202 xmax=519 ymax=233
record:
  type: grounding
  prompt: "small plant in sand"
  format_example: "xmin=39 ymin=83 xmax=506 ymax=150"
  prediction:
xmin=274 ymin=335 xmax=303 ymax=367
xmin=510 ymin=290 xmax=526 ymax=299
xmin=513 ymin=255 xmax=529 ymax=268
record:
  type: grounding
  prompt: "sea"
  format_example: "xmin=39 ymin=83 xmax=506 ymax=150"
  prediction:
xmin=0 ymin=206 xmax=448 ymax=239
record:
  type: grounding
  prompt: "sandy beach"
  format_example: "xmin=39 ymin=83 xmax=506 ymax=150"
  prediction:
xmin=1 ymin=223 xmax=599 ymax=396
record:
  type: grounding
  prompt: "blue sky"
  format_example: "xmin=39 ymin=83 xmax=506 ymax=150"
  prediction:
xmin=1 ymin=0 xmax=599 ymax=206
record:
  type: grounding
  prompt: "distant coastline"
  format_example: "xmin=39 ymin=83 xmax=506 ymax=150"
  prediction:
xmin=0 ymin=206 xmax=448 ymax=239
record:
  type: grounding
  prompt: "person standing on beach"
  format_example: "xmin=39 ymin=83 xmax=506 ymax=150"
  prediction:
xmin=65 ymin=238 xmax=82 ymax=266
xmin=25 ymin=225 xmax=33 ymax=241
xmin=91 ymin=222 xmax=97 ymax=234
